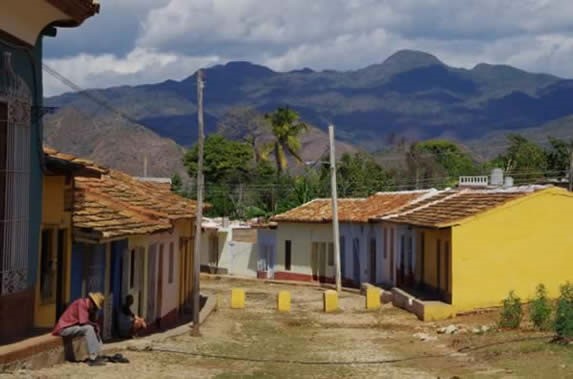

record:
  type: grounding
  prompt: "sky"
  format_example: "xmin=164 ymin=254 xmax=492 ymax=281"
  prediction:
xmin=44 ymin=0 xmax=573 ymax=96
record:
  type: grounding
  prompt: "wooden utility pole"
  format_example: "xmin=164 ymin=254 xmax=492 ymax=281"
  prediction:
xmin=329 ymin=125 xmax=342 ymax=293
xmin=569 ymin=150 xmax=573 ymax=192
xmin=191 ymin=70 xmax=205 ymax=336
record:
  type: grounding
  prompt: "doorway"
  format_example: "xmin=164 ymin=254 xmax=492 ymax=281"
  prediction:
xmin=352 ymin=238 xmax=360 ymax=285
xmin=369 ymin=238 xmax=377 ymax=284
xmin=55 ymin=229 xmax=67 ymax=319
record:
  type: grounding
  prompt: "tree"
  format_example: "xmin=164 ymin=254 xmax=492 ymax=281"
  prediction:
xmin=545 ymin=137 xmax=573 ymax=179
xmin=406 ymin=140 xmax=477 ymax=188
xmin=171 ymin=173 xmax=183 ymax=195
xmin=263 ymin=106 xmax=309 ymax=173
xmin=184 ymin=134 xmax=254 ymax=185
xmin=217 ymin=107 xmax=270 ymax=162
xmin=494 ymin=134 xmax=547 ymax=182
xmin=184 ymin=134 xmax=255 ymax=217
xmin=332 ymin=152 xmax=391 ymax=197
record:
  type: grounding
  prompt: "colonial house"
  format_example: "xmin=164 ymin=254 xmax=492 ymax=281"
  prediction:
xmin=72 ymin=169 xmax=198 ymax=338
xmin=381 ymin=186 xmax=573 ymax=318
xmin=34 ymin=147 xmax=107 ymax=329
xmin=271 ymin=191 xmax=435 ymax=286
xmin=201 ymin=218 xmax=258 ymax=278
xmin=0 ymin=0 xmax=99 ymax=342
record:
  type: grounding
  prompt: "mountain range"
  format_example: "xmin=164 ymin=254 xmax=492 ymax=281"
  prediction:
xmin=44 ymin=49 xmax=573 ymax=176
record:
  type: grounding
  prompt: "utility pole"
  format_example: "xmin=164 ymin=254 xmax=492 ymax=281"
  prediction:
xmin=329 ymin=125 xmax=342 ymax=293
xmin=143 ymin=155 xmax=148 ymax=178
xmin=569 ymin=150 xmax=573 ymax=192
xmin=191 ymin=69 xmax=205 ymax=336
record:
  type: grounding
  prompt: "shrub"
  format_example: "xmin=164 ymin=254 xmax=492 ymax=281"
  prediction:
xmin=529 ymin=284 xmax=552 ymax=330
xmin=554 ymin=282 xmax=573 ymax=340
xmin=499 ymin=290 xmax=523 ymax=329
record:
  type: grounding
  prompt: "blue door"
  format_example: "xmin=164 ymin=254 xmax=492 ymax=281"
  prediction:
xmin=352 ymin=239 xmax=360 ymax=285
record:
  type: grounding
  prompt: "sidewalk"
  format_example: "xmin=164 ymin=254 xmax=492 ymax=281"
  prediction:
xmin=0 ymin=294 xmax=217 ymax=373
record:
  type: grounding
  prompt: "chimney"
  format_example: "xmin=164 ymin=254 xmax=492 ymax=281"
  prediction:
xmin=490 ymin=168 xmax=504 ymax=187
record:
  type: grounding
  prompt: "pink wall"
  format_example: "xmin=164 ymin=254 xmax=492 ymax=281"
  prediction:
xmin=149 ymin=231 xmax=180 ymax=319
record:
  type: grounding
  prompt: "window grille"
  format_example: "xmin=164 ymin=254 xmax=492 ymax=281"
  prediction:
xmin=0 ymin=52 xmax=31 ymax=295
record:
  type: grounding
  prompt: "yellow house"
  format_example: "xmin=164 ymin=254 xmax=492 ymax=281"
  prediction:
xmin=35 ymin=148 xmax=107 ymax=328
xmin=383 ymin=186 xmax=573 ymax=318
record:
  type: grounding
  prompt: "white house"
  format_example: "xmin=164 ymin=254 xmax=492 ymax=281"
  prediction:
xmin=271 ymin=191 xmax=435 ymax=286
xmin=200 ymin=218 xmax=259 ymax=277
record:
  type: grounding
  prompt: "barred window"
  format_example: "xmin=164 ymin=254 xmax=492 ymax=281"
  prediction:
xmin=0 ymin=52 xmax=31 ymax=295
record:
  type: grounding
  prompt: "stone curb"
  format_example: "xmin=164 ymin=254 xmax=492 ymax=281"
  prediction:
xmin=104 ymin=293 xmax=217 ymax=354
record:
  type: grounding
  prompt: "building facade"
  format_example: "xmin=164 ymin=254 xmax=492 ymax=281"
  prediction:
xmin=0 ymin=0 xmax=99 ymax=342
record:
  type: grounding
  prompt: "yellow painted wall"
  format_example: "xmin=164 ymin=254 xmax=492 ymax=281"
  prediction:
xmin=415 ymin=228 xmax=451 ymax=292
xmin=452 ymin=188 xmax=573 ymax=312
xmin=35 ymin=176 xmax=72 ymax=328
xmin=275 ymin=222 xmax=332 ymax=275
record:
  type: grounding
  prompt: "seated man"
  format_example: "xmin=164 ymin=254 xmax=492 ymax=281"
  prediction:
xmin=117 ymin=294 xmax=147 ymax=338
xmin=53 ymin=292 xmax=106 ymax=366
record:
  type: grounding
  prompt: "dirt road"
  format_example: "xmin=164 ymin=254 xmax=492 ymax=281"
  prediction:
xmin=6 ymin=278 xmax=570 ymax=378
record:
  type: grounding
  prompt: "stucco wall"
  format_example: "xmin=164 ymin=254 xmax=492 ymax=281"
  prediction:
xmin=340 ymin=223 xmax=383 ymax=285
xmin=148 ymin=231 xmax=180 ymax=319
xmin=452 ymin=188 xmax=573 ymax=312
xmin=201 ymin=228 xmax=258 ymax=277
xmin=275 ymin=222 xmax=332 ymax=279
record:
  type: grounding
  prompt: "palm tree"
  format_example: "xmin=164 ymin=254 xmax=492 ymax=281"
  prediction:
xmin=262 ymin=106 xmax=309 ymax=173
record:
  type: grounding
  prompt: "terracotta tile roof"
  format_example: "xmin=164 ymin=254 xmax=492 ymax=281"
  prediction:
xmin=272 ymin=190 xmax=435 ymax=223
xmin=44 ymin=146 xmax=108 ymax=177
xmin=74 ymin=169 xmax=201 ymax=241
xmin=383 ymin=186 xmax=550 ymax=228
xmin=73 ymin=190 xmax=172 ymax=240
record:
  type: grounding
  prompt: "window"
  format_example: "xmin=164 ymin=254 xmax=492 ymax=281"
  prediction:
xmin=208 ymin=234 xmax=219 ymax=265
xmin=0 ymin=54 xmax=32 ymax=295
xmin=328 ymin=243 xmax=334 ymax=266
xmin=168 ymin=242 xmax=175 ymax=284
xmin=400 ymin=235 xmax=405 ymax=268
xmin=339 ymin=236 xmax=346 ymax=273
xmin=285 ymin=240 xmax=292 ymax=271
xmin=40 ymin=229 xmax=55 ymax=303
xmin=436 ymin=239 xmax=442 ymax=289
xmin=129 ymin=249 xmax=136 ymax=289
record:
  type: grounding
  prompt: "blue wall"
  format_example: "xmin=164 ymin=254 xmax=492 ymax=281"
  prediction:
xmin=70 ymin=243 xmax=107 ymax=301
xmin=0 ymin=33 xmax=45 ymax=289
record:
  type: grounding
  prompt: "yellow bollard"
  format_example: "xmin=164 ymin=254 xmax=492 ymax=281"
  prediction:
xmin=365 ymin=286 xmax=382 ymax=310
xmin=323 ymin=290 xmax=338 ymax=313
xmin=231 ymin=288 xmax=245 ymax=309
xmin=277 ymin=291 xmax=291 ymax=312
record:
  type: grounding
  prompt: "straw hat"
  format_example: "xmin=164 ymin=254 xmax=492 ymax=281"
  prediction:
xmin=88 ymin=292 xmax=105 ymax=309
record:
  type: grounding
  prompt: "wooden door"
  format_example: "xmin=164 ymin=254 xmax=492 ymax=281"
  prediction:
xmin=55 ymin=229 xmax=67 ymax=318
xmin=352 ymin=239 xmax=360 ymax=285
xmin=369 ymin=238 xmax=376 ymax=284
xmin=156 ymin=244 xmax=164 ymax=321
xmin=146 ymin=245 xmax=157 ymax=323
xmin=311 ymin=243 xmax=319 ymax=281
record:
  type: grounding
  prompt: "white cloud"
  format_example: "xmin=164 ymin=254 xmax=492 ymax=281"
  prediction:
xmin=44 ymin=48 xmax=219 ymax=96
xmin=43 ymin=0 xmax=573 ymax=95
